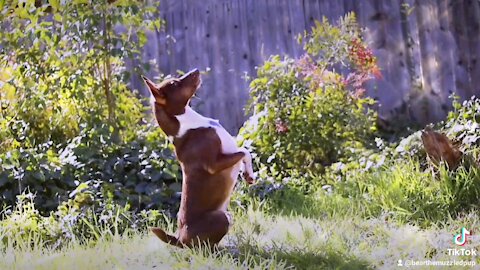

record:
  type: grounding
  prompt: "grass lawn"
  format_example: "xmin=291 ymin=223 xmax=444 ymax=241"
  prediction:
xmin=2 ymin=207 xmax=479 ymax=270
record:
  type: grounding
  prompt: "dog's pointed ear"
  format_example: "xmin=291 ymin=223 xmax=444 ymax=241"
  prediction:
xmin=142 ymin=75 xmax=166 ymax=105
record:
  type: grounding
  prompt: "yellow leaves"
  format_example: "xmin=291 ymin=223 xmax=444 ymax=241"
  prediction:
xmin=14 ymin=6 xmax=29 ymax=19
xmin=49 ymin=0 xmax=60 ymax=10
xmin=72 ymin=0 xmax=89 ymax=5
xmin=46 ymin=149 xmax=61 ymax=165
xmin=137 ymin=31 xmax=147 ymax=46
xmin=322 ymin=70 xmax=341 ymax=85
xmin=114 ymin=0 xmax=132 ymax=7
xmin=0 ymin=67 xmax=15 ymax=100
xmin=1 ymin=83 xmax=15 ymax=100
xmin=53 ymin=13 xmax=62 ymax=22
xmin=0 ymin=67 xmax=13 ymax=82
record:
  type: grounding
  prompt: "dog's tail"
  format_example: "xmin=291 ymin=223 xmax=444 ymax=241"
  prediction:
xmin=151 ymin=227 xmax=184 ymax=248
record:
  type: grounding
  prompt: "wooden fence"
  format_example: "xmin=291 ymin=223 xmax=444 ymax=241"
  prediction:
xmin=134 ymin=0 xmax=480 ymax=133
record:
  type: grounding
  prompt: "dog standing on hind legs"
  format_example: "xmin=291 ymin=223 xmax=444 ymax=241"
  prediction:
xmin=142 ymin=69 xmax=255 ymax=248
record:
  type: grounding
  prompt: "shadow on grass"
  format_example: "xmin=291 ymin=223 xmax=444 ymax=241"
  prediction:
xmin=231 ymin=243 xmax=372 ymax=270
xmin=263 ymin=186 xmax=360 ymax=220
xmin=274 ymin=249 xmax=371 ymax=270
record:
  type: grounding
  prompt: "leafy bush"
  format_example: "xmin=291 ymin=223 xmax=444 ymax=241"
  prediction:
xmin=445 ymin=95 xmax=480 ymax=155
xmin=0 ymin=125 xmax=181 ymax=214
xmin=0 ymin=1 xmax=162 ymax=150
xmin=240 ymin=90 xmax=480 ymax=226
xmin=0 ymin=1 xmax=183 ymax=235
xmin=239 ymin=13 xmax=379 ymax=181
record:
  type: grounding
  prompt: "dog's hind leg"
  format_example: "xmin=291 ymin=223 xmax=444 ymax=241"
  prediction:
xmin=181 ymin=210 xmax=231 ymax=247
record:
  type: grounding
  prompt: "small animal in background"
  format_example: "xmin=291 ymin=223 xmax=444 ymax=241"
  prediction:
xmin=421 ymin=127 xmax=462 ymax=170
xmin=142 ymin=69 xmax=255 ymax=248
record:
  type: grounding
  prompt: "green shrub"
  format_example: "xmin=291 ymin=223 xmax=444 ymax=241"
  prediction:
xmin=0 ymin=1 xmax=182 ymax=220
xmin=239 ymin=13 xmax=378 ymax=181
xmin=0 ymin=1 xmax=162 ymax=150
xmin=0 ymin=124 xmax=181 ymax=214
xmin=444 ymin=95 xmax=480 ymax=155
xmin=242 ymin=92 xmax=480 ymax=226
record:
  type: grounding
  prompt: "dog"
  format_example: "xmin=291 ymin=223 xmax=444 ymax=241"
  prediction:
xmin=142 ymin=69 xmax=255 ymax=248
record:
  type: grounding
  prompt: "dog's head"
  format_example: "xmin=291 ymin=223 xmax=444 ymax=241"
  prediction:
xmin=142 ymin=69 xmax=201 ymax=115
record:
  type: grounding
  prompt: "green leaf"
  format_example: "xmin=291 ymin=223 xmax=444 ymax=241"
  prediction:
xmin=15 ymin=6 xmax=29 ymax=19
xmin=53 ymin=13 xmax=62 ymax=22
xmin=114 ymin=0 xmax=131 ymax=7
xmin=0 ymin=67 xmax=13 ymax=82
xmin=137 ymin=31 xmax=147 ymax=46
xmin=49 ymin=0 xmax=60 ymax=10
xmin=1 ymin=83 xmax=15 ymax=100
xmin=73 ymin=0 xmax=89 ymax=4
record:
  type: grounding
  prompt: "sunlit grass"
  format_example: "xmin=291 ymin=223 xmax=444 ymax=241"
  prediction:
xmin=2 ymin=159 xmax=480 ymax=269
xmin=262 ymin=159 xmax=480 ymax=228
xmin=2 ymin=207 xmax=479 ymax=270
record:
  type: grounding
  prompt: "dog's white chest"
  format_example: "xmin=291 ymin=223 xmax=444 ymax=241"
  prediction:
xmin=174 ymin=107 xmax=238 ymax=153
xmin=174 ymin=106 xmax=249 ymax=212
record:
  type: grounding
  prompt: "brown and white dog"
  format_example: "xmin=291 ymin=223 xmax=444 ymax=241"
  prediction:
xmin=142 ymin=69 xmax=255 ymax=248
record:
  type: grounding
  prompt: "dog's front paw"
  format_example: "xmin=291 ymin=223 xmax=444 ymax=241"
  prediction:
xmin=243 ymin=171 xmax=256 ymax=184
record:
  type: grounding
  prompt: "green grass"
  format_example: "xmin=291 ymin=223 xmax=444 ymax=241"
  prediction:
xmin=262 ymin=160 xmax=480 ymax=228
xmin=2 ymin=207 xmax=479 ymax=270
xmin=2 ymin=157 xmax=480 ymax=269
